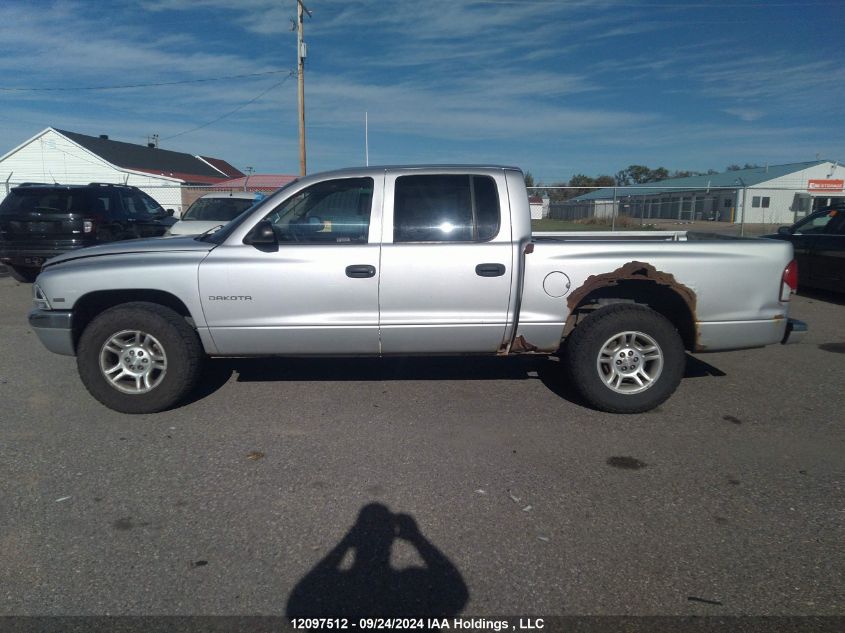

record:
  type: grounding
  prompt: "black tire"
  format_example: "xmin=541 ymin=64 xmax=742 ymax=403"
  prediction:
xmin=562 ymin=303 xmax=685 ymax=413
xmin=76 ymin=302 xmax=204 ymax=414
xmin=7 ymin=265 xmax=39 ymax=283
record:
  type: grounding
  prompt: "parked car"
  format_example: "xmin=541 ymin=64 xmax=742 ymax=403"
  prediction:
xmin=0 ymin=183 xmax=176 ymax=282
xmin=29 ymin=165 xmax=805 ymax=415
xmin=166 ymin=191 xmax=265 ymax=236
xmin=763 ymin=204 xmax=845 ymax=293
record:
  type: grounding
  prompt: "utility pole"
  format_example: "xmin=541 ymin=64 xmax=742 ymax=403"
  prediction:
xmin=296 ymin=0 xmax=311 ymax=176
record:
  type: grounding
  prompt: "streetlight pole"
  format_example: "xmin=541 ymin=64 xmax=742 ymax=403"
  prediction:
xmin=296 ymin=0 xmax=311 ymax=176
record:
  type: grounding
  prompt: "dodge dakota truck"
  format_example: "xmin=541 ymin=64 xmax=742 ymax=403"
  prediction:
xmin=27 ymin=165 xmax=807 ymax=414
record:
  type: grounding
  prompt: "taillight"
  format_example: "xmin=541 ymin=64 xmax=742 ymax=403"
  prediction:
xmin=780 ymin=259 xmax=798 ymax=301
xmin=83 ymin=219 xmax=95 ymax=234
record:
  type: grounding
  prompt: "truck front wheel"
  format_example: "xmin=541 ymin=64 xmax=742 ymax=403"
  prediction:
xmin=76 ymin=302 xmax=203 ymax=414
xmin=562 ymin=304 xmax=685 ymax=413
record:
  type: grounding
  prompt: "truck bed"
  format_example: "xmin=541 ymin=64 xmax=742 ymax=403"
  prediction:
xmin=533 ymin=230 xmax=688 ymax=241
xmin=532 ymin=230 xmax=758 ymax=242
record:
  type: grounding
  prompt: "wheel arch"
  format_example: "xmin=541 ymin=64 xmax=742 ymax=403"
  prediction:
xmin=564 ymin=262 xmax=697 ymax=351
xmin=71 ymin=290 xmax=195 ymax=351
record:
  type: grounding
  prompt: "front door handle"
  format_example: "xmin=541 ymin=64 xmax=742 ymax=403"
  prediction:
xmin=475 ymin=263 xmax=506 ymax=277
xmin=346 ymin=264 xmax=376 ymax=278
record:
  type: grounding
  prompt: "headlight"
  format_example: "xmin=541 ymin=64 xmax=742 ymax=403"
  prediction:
xmin=32 ymin=284 xmax=52 ymax=310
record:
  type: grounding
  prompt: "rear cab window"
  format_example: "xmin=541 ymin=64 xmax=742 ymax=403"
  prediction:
xmin=393 ymin=175 xmax=500 ymax=243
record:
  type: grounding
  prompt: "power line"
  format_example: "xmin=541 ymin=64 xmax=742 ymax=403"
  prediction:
xmin=0 ymin=69 xmax=293 ymax=92
xmin=161 ymin=72 xmax=294 ymax=141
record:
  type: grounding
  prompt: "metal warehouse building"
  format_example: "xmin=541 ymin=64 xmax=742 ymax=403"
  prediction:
xmin=561 ymin=160 xmax=843 ymax=225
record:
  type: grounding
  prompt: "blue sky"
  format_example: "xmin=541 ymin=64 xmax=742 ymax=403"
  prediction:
xmin=1 ymin=0 xmax=843 ymax=183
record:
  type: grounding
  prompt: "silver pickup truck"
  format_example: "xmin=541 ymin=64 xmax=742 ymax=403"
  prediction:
xmin=27 ymin=165 xmax=806 ymax=414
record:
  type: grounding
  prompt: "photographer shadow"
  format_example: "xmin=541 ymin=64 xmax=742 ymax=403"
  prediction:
xmin=286 ymin=503 xmax=469 ymax=619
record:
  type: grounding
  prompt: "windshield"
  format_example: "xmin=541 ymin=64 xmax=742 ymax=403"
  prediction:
xmin=201 ymin=181 xmax=299 ymax=244
xmin=182 ymin=197 xmax=257 ymax=222
xmin=792 ymin=208 xmax=840 ymax=234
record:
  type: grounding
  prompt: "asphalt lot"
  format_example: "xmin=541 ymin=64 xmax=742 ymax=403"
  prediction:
xmin=0 ymin=273 xmax=843 ymax=621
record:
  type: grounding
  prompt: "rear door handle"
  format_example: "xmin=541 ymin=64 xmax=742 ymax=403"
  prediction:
xmin=475 ymin=263 xmax=506 ymax=277
xmin=346 ymin=264 xmax=376 ymax=278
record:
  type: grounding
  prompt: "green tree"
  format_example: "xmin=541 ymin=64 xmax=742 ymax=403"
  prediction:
xmin=567 ymin=174 xmax=596 ymax=199
xmin=615 ymin=165 xmax=669 ymax=185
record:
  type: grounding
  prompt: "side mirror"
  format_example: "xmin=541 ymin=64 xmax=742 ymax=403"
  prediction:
xmin=244 ymin=220 xmax=278 ymax=247
xmin=777 ymin=226 xmax=793 ymax=236
xmin=165 ymin=209 xmax=175 ymax=217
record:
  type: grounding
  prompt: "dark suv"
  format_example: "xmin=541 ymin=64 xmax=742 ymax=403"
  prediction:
xmin=765 ymin=203 xmax=845 ymax=293
xmin=0 ymin=183 xmax=176 ymax=282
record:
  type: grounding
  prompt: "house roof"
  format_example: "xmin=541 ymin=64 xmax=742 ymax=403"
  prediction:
xmin=571 ymin=160 xmax=831 ymax=201
xmin=210 ymin=174 xmax=298 ymax=190
xmin=55 ymin=128 xmax=241 ymax=184
xmin=198 ymin=156 xmax=244 ymax=179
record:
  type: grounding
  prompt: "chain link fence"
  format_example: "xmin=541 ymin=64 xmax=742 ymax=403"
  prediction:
xmin=527 ymin=185 xmax=840 ymax=234
xmin=2 ymin=180 xmax=839 ymax=228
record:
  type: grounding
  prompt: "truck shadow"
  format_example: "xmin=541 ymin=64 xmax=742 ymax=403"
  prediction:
xmin=188 ymin=353 xmax=726 ymax=408
xmin=286 ymin=503 xmax=469 ymax=619
xmin=683 ymin=355 xmax=727 ymax=377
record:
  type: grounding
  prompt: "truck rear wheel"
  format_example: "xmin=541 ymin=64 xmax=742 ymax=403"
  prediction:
xmin=77 ymin=302 xmax=203 ymax=414
xmin=562 ymin=303 xmax=684 ymax=413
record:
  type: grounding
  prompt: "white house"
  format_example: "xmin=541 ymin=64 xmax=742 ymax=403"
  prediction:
xmin=0 ymin=128 xmax=243 ymax=215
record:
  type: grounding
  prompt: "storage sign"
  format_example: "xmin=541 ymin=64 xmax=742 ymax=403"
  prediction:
xmin=807 ymin=179 xmax=844 ymax=191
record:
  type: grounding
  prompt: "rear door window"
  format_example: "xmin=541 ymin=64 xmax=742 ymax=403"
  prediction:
xmin=393 ymin=175 xmax=500 ymax=242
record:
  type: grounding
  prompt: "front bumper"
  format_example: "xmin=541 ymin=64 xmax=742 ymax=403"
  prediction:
xmin=781 ymin=318 xmax=808 ymax=345
xmin=28 ymin=309 xmax=75 ymax=356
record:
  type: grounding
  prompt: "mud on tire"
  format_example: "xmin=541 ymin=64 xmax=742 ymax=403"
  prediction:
xmin=76 ymin=302 xmax=203 ymax=414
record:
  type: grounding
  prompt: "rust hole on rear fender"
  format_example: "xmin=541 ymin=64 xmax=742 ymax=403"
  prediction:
xmin=566 ymin=261 xmax=697 ymax=316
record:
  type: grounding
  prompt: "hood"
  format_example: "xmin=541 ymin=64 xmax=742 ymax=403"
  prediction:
xmin=44 ymin=235 xmax=215 ymax=268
